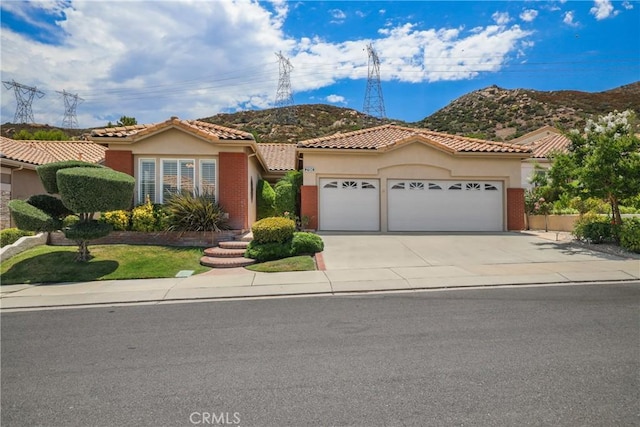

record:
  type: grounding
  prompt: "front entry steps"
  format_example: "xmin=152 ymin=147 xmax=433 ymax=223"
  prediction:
xmin=200 ymin=235 xmax=255 ymax=268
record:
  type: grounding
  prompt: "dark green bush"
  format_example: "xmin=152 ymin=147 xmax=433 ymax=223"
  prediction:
xmin=573 ymin=213 xmax=618 ymax=243
xmin=27 ymin=194 xmax=73 ymax=219
xmin=0 ymin=228 xmax=34 ymax=247
xmin=36 ymin=161 xmax=102 ymax=194
xmin=57 ymin=167 xmax=135 ymax=213
xmin=291 ymin=232 xmax=324 ymax=255
xmin=274 ymin=182 xmax=296 ymax=216
xmin=252 ymin=217 xmax=295 ymax=243
xmin=64 ymin=221 xmax=113 ymax=240
xmin=8 ymin=199 xmax=61 ymax=232
xmin=245 ymin=240 xmax=293 ymax=262
xmin=620 ymin=217 xmax=640 ymax=253
xmin=165 ymin=191 xmax=229 ymax=232
xmin=257 ymin=179 xmax=276 ymax=219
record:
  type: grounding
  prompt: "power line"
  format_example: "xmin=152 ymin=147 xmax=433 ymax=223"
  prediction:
xmin=274 ymin=51 xmax=295 ymax=124
xmin=2 ymin=80 xmax=45 ymax=123
xmin=363 ymin=43 xmax=386 ymax=121
xmin=57 ymin=90 xmax=84 ymax=128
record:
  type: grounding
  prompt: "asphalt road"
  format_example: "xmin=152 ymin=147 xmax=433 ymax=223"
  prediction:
xmin=2 ymin=283 xmax=639 ymax=427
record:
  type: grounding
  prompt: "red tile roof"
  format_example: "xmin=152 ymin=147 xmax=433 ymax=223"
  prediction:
xmin=257 ymin=143 xmax=297 ymax=171
xmin=298 ymin=124 xmax=532 ymax=154
xmin=90 ymin=117 xmax=254 ymax=141
xmin=0 ymin=136 xmax=106 ymax=166
xmin=529 ymin=133 xmax=571 ymax=159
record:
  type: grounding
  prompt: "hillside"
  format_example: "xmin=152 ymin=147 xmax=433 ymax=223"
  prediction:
xmin=199 ymin=104 xmax=403 ymax=143
xmin=417 ymin=82 xmax=640 ymax=140
xmin=2 ymin=82 xmax=638 ymax=143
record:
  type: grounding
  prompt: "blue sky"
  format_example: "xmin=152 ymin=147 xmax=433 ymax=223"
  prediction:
xmin=1 ymin=0 xmax=638 ymax=128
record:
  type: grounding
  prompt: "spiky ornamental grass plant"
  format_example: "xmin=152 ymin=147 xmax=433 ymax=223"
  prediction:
xmin=164 ymin=190 xmax=229 ymax=233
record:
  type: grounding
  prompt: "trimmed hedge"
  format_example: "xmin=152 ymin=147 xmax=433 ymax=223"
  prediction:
xmin=245 ymin=241 xmax=293 ymax=262
xmin=57 ymin=167 xmax=135 ymax=213
xmin=252 ymin=217 xmax=296 ymax=243
xmin=27 ymin=194 xmax=73 ymax=219
xmin=274 ymin=182 xmax=296 ymax=216
xmin=257 ymin=180 xmax=276 ymax=219
xmin=64 ymin=221 xmax=113 ymax=241
xmin=0 ymin=228 xmax=34 ymax=247
xmin=8 ymin=199 xmax=61 ymax=232
xmin=291 ymin=232 xmax=324 ymax=254
xmin=36 ymin=161 xmax=102 ymax=194
xmin=620 ymin=217 xmax=640 ymax=253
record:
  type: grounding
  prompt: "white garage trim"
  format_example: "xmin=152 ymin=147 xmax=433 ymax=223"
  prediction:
xmin=319 ymin=178 xmax=380 ymax=231
xmin=388 ymin=180 xmax=503 ymax=231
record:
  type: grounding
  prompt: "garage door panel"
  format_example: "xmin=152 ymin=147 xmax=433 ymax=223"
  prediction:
xmin=320 ymin=179 xmax=380 ymax=231
xmin=388 ymin=180 xmax=503 ymax=232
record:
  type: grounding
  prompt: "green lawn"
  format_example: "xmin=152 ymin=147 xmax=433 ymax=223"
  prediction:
xmin=245 ymin=255 xmax=316 ymax=273
xmin=0 ymin=245 xmax=209 ymax=285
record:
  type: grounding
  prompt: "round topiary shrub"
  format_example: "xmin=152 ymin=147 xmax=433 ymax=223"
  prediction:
xmin=252 ymin=217 xmax=296 ymax=244
xmin=27 ymin=194 xmax=73 ymax=219
xmin=57 ymin=167 xmax=135 ymax=213
xmin=291 ymin=232 xmax=324 ymax=255
xmin=257 ymin=179 xmax=276 ymax=219
xmin=8 ymin=199 xmax=61 ymax=232
xmin=64 ymin=221 xmax=113 ymax=240
xmin=36 ymin=161 xmax=103 ymax=194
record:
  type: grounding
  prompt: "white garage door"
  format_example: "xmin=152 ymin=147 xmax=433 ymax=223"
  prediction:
xmin=319 ymin=179 xmax=380 ymax=231
xmin=388 ymin=180 xmax=503 ymax=231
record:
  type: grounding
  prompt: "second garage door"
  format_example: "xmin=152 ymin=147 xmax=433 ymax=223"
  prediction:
xmin=319 ymin=179 xmax=380 ymax=231
xmin=388 ymin=180 xmax=503 ymax=231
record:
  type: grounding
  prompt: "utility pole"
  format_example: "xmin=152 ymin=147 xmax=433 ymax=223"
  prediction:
xmin=363 ymin=43 xmax=386 ymax=122
xmin=274 ymin=51 xmax=295 ymax=124
xmin=57 ymin=90 xmax=84 ymax=129
xmin=2 ymin=80 xmax=45 ymax=124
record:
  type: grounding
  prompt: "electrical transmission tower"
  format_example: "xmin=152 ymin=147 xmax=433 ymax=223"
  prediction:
xmin=363 ymin=43 xmax=386 ymax=121
xmin=274 ymin=51 xmax=295 ymax=124
xmin=57 ymin=90 xmax=84 ymax=128
xmin=2 ymin=80 xmax=45 ymax=124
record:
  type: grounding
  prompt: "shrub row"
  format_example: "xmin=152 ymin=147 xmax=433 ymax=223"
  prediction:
xmin=573 ymin=214 xmax=640 ymax=253
xmin=0 ymin=228 xmax=34 ymax=248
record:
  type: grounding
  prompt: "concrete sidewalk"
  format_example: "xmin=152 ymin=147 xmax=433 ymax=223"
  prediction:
xmin=1 ymin=232 xmax=638 ymax=310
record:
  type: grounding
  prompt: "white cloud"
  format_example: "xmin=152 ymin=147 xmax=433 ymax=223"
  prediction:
xmin=519 ymin=9 xmax=538 ymax=22
xmin=563 ymin=11 xmax=579 ymax=26
xmin=622 ymin=1 xmax=634 ymax=10
xmin=590 ymin=0 xmax=619 ymax=20
xmin=330 ymin=8 xmax=346 ymax=24
xmin=0 ymin=2 xmax=534 ymax=127
xmin=492 ymin=11 xmax=511 ymax=25
xmin=326 ymin=94 xmax=346 ymax=104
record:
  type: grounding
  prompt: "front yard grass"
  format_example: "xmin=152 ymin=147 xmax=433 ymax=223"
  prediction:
xmin=0 ymin=245 xmax=209 ymax=285
xmin=245 ymin=255 xmax=316 ymax=273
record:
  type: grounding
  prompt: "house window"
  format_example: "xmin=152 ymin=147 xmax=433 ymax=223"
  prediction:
xmin=139 ymin=159 xmax=156 ymax=203
xmin=200 ymin=159 xmax=216 ymax=202
xmin=162 ymin=159 xmax=195 ymax=202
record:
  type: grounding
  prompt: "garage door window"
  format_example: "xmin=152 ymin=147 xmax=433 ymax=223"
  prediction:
xmin=449 ymin=183 xmax=462 ymax=190
xmin=466 ymin=182 xmax=481 ymax=190
xmin=409 ymin=182 xmax=425 ymax=190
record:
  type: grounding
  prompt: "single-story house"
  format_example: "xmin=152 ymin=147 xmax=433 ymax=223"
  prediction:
xmin=297 ymin=125 xmax=532 ymax=232
xmin=90 ymin=117 xmax=294 ymax=230
xmin=511 ymin=127 xmax=570 ymax=189
xmin=0 ymin=136 xmax=107 ymax=229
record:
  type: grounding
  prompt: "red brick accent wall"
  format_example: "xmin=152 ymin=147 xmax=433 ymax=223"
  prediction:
xmin=219 ymin=152 xmax=248 ymax=230
xmin=301 ymin=185 xmax=318 ymax=230
xmin=507 ymin=187 xmax=525 ymax=231
xmin=104 ymin=150 xmax=134 ymax=176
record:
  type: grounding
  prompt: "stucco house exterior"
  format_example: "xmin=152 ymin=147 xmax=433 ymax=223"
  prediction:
xmin=511 ymin=126 xmax=570 ymax=189
xmin=0 ymin=136 xmax=106 ymax=229
xmin=297 ymin=125 xmax=532 ymax=232
xmin=90 ymin=117 xmax=294 ymax=230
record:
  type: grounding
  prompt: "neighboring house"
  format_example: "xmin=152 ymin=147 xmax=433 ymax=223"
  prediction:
xmin=0 ymin=136 xmax=107 ymax=229
xmin=90 ymin=117 xmax=295 ymax=230
xmin=511 ymin=127 xmax=570 ymax=189
xmin=297 ymin=124 xmax=532 ymax=232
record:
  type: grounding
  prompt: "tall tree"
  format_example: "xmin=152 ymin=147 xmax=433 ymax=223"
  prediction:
xmin=548 ymin=110 xmax=640 ymax=226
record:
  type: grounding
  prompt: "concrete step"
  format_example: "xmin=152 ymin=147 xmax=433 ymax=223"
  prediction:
xmin=203 ymin=247 xmax=247 ymax=258
xmin=219 ymin=240 xmax=250 ymax=250
xmin=200 ymin=256 xmax=256 ymax=268
xmin=239 ymin=232 xmax=253 ymax=242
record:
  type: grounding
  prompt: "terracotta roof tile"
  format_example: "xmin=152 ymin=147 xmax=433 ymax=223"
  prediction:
xmin=0 ymin=136 xmax=106 ymax=165
xmin=257 ymin=143 xmax=297 ymax=171
xmin=90 ymin=117 xmax=254 ymax=141
xmin=529 ymin=133 xmax=571 ymax=159
xmin=297 ymin=124 xmax=531 ymax=154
